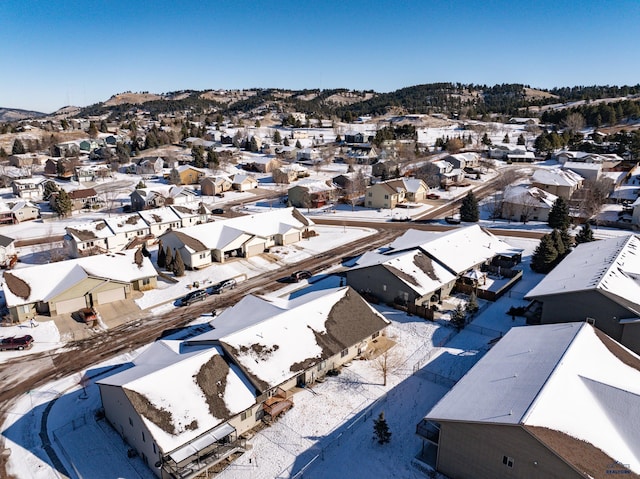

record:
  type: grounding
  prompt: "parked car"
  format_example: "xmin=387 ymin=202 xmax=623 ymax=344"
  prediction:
xmin=426 ymin=193 xmax=441 ymax=200
xmin=181 ymin=289 xmax=208 ymax=306
xmin=445 ymin=216 xmax=461 ymax=225
xmin=290 ymin=270 xmax=312 ymax=282
xmin=211 ymin=208 xmax=225 ymax=214
xmin=79 ymin=307 xmax=98 ymax=324
xmin=211 ymin=278 xmax=237 ymax=294
xmin=0 ymin=335 xmax=34 ymax=351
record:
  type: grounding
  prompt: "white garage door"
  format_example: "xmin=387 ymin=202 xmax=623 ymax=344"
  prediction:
xmin=96 ymin=287 xmax=126 ymax=305
xmin=56 ymin=297 xmax=87 ymax=315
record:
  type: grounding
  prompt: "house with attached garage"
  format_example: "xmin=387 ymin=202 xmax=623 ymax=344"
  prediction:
xmin=525 ymin=234 xmax=640 ymax=355
xmin=97 ymin=286 xmax=389 ymax=479
xmin=416 ymin=322 xmax=640 ymax=479
xmin=501 ymin=185 xmax=558 ymax=223
xmin=347 ymin=225 xmax=521 ymax=311
xmin=287 ymin=179 xmax=339 ymax=208
xmin=199 ymin=176 xmax=232 ymax=196
xmin=531 ymin=167 xmax=584 ymax=200
xmin=2 ymin=249 xmax=156 ymax=323
xmin=231 ymin=173 xmax=258 ymax=191
xmin=11 ymin=177 xmax=47 ymax=201
xmin=158 ymin=207 xmax=314 ymax=269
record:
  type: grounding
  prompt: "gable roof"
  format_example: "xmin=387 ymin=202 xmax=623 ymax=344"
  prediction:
xmin=351 ymin=249 xmax=456 ymax=296
xmin=3 ymin=249 xmax=156 ymax=307
xmin=425 ymin=322 xmax=640 ymax=475
xmin=196 ymin=287 xmax=389 ymax=393
xmin=532 ymin=167 xmax=583 ymax=187
xmin=97 ymin=341 xmax=256 ymax=454
xmin=503 ymin=184 xmax=558 ymax=208
xmin=389 ymin=225 xmax=521 ymax=275
xmin=526 ymin=235 xmax=640 ymax=309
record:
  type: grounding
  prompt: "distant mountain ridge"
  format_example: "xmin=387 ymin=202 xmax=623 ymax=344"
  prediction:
xmin=0 ymin=107 xmax=47 ymax=122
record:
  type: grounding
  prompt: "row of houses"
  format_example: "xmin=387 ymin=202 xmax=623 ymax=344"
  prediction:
xmin=97 ymin=286 xmax=389 ymax=478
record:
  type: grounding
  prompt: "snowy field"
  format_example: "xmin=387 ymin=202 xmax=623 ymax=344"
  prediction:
xmin=2 ymin=236 xmax=543 ymax=479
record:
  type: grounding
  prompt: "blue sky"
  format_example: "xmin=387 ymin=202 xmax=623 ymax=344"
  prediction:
xmin=2 ymin=0 xmax=639 ymax=113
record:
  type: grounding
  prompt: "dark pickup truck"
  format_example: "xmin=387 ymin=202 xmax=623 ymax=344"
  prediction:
xmin=0 ymin=335 xmax=34 ymax=351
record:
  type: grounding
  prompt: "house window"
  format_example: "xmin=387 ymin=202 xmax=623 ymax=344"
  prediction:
xmin=341 ymin=348 xmax=349 ymax=358
xmin=241 ymin=410 xmax=250 ymax=421
xmin=20 ymin=305 xmax=30 ymax=314
xmin=368 ymin=192 xmax=372 ymax=197
xmin=384 ymin=194 xmax=389 ymax=199
xmin=142 ymin=278 xmax=150 ymax=286
xmin=129 ymin=417 xmax=133 ymax=427
xmin=502 ymin=456 xmax=514 ymax=468
xmin=372 ymin=331 xmax=380 ymax=340
xmin=317 ymin=361 xmax=326 ymax=371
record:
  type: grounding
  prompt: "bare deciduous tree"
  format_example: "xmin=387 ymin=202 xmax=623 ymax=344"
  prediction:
xmin=562 ymin=112 xmax=586 ymax=134
xmin=372 ymin=346 xmax=403 ymax=387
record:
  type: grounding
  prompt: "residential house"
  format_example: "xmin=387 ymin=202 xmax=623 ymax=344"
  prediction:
xmin=129 ymin=186 xmax=197 ymax=212
xmin=422 ymin=160 xmax=465 ymax=188
xmin=296 ymin=148 xmax=320 ymax=164
xmin=271 ymin=164 xmax=310 ymax=184
xmin=416 ymin=322 xmax=640 ymax=479
xmin=49 ymin=188 xmax=100 ymax=212
xmin=8 ymin=153 xmax=48 ymax=168
xmin=44 ymin=158 xmax=75 ymax=180
xmin=365 ymin=181 xmax=405 ymax=209
xmin=97 ymin=286 xmax=389 ymax=479
xmin=52 ymin=141 xmax=80 ymax=157
xmin=79 ymin=139 xmax=100 ymax=152
xmin=488 ymin=144 xmax=529 ymax=160
xmin=502 ymin=185 xmax=558 ymax=222
xmin=562 ymin=161 xmax=601 ymax=181
xmin=342 ymin=145 xmax=378 ymax=165
xmin=231 ymin=174 xmax=258 ymax=191
xmin=66 ymin=214 xmax=152 ymax=257
xmin=385 ymin=177 xmax=429 ymax=202
xmin=531 ymin=168 xmax=583 ymax=199
xmin=444 ymin=152 xmax=480 ymax=170
xmin=525 ymin=234 xmax=640 ymax=355
xmin=0 ymin=235 xmax=17 ymax=268
xmin=200 ymin=176 xmax=232 ymax=196
xmin=2 ymin=249 xmax=157 ymax=322
xmin=173 ymin=165 xmax=206 ymax=185
xmin=347 ymin=225 xmax=520 ymax=307
xmin=332 ymin=172 xmax=370 ymax=199
xmin=344 ymin=130 xmax=367 ymax=143
xmin=159 ymin=208 xmax=313 ymax=268
xmin=136 ymin=157 xmax=164 ymax=176
xmin=287 ymin=179 xmax=339 ymax=208
xmin=11 ymin=177 xmax=47 ymax=201
xmin=137 ymin=206 xmax=198 ymax=237
xmin=0 ymin=201 xmax=40 ymax=224
xmin=75 ymin=164 xmax=112 ymax=182
xmin=0 ymin=166 xmax=32 ymax=187
xmin=274 ymin=145 xmax=297 ymax=161
xmin=371 ymin=158 xmax=399 ymax=179
xmin=243 ymin=155 xmax=281 ymax=173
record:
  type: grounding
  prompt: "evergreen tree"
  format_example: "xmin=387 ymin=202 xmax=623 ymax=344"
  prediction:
xmin=164 ymin=246 xmax=173 ymax=270
xmin=43 ymin=181 xmax=59 ymax=200
xmin=12 ymin=139 xmax=25 ymax=155
xmin=517 ymin=133 xmax=526 ymax=145
xmin=273 ymin=130 xmax=282 ymax=143
xmin=575 ymin=223 xmax=595 ymax=244
xmin=88 ymin=121 xmax=99 ymax=139
xmin=460 ymin=191 xmax=479 ymax=222
xmin=99 ymin=120 xmax=109 ymax=133
xmin=481 ymin=133 xmax=492 ymax=146
xmin=335 ymin=134 xmax=342 ymax=143
xmin=295 ymin=139 xmax=302 ymax=149
xmin=136 ymin=180 xmax=146 ymax=190
xmin=283 ymin=137 xmax=290 ymax=146
xmin=548 ymin=197 xmax=570 ymax=230
xmin=53 ymin=189 xmax=73 ymax=217
xmin=531 ymin=234 xmax=558 ymax=273
xmin=249 ymin=136 xmax=259 ymax=152
xmin=551 ymin=229 xmax=566 ymax=257
xmin=466 ymin=292 xmax=479 ymax=314
xmin=157 ymin=240 xmax=166 ymax=268
xmin=169 ymin=167 xmax=182 ymax=185
xmin=373 ymin=411 xmax=392 ymax=445
xmin=172 ymin=249 xmax=185 ymax=276
xmin=207 ymin=149 xmax=218 ymax=166
xmin=191 ymin=145 xmax=206 ymax=168
xmin=452 ymin=303 xmax=467 ymax=330
xmin=503 ymin=133 xmax=510 ymax=143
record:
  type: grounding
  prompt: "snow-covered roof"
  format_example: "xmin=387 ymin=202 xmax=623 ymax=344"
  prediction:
xmin=562 ymin=161 xmax=602 ymax=171
xmin=503 ymin=184 xmax=558 ymax=208
xmin=351 ymin=250 xmax=456 ymax=296
xmin=425 ymin=322 xmax=640 ymax=474
xmin=531 ymin=167 xmax=583 ymax=187
xmin=3 ymin=249 xmax=156 ymax=307
xmin=291 ymin=179 xmax=336 ymax=193
xmin=526 ymin=235 xmax=640 ymax=310
xmin=161 ymin=208 xmax=313 ymax=252
xmin=137 ymin=206 xmax=183 ymax=225
xmin=232 ymin=173 xmax=257 ymax=184
xmin=98 ymin=340 xmax=256 ymax=453
xmin=207 ymin=287 xmax=389 ymax=392
xmin=104 ymin=214 xmax=149 ymax=235
xmin=389 ymin=225 xmax=521 ymax=275
xmin=385 ymin=177 xmax=426 ymax=194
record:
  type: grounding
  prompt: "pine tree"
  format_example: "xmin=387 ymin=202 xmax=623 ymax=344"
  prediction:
xmin=481 ymin=133 xmax=492 ymax=146
xmin=157 ymin=240 xmax=166 ymax=268
xmin=517 ymin=134 xmax=526 ymax=145
xmin=503 ymin=133 xmax=510 ymax=144
xmin=466 ymin=292 xmax=479 ymax=314
xmin=548 ymin=197 xmax=570 ymax=230
xmin=551 ymin=229 xmax=566 ymax=257
xmin=531 ymin=234 xmax=558 ymax=273
xmin=273 ymin=130 xmax=282 ymax=143
xmin=295 ymin=140 xmax=302 ymax=149
xmin=575 ymin=223 xmax=595 ymax=244
xmin=12 ymin=139 xmax=25 ymax=155
xmin=172 ymin=250 xmax=185 ymax=277
xmin=283 ymin=137 xmax=290 ymax=146
xmin=451 ymin=303 xmax=467 ymax=330
xmin=53 ymin=189 xmax=73 ymax=217
xmin=373 ymin=411 xmax=392 ymax=445
xmin=43 ymin=181 xmax=59 ymax=200
xmin=169 ymin=168 xmax=182 ymax=185
xmin=164 ymin=246 xmax=173 ymax=271
xmin=460 ymin=191 xmax=479 ymax=222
